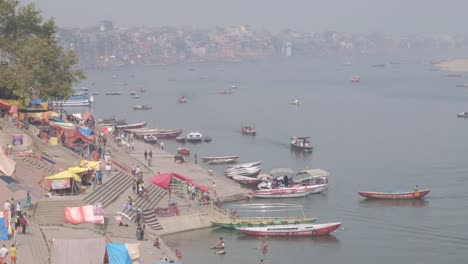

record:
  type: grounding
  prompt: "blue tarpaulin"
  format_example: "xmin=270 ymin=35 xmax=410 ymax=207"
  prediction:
xmin=107 ymin=243 xmax=132 ymax=264
xmin=0 ymin=217 xmax=8 ymax=240
xmin=49 ymin=116 xmax=65 ymax=122
xmin=79 ymin=128 xmax=93 ymax=136
xmin=30 ymin=98 xmax=42 ymax=105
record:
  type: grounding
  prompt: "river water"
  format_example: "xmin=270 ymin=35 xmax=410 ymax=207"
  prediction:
xmin=84 ymin=56 xmax=468 ymax=264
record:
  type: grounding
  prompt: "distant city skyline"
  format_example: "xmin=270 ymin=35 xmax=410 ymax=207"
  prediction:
xmin=21 ymin=0 xmax=467 ymax=35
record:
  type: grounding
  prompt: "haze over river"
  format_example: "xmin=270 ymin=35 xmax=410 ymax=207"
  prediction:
xmin=84 ymin=56 xmax=468 ymax=264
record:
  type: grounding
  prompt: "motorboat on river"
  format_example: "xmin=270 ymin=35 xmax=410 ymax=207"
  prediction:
xmin=457 ymin=112 xmax=468 ymax=118
xmin=132 ymin=105 xmax=152 ymax=111
xmin=253 ymin=183 xmax=328 ymax=198
xmin=143 ymin=135 xmax=158 ymax=144
xmin=241 ymin=125 xmax=256 ymax=135
xmin=186 ymin=132 xmax=203 ymax=143
xmin=178 ymin=96 xmax=188 ymax=103
xmin=290 ymin=136 xmax=313 ymax=152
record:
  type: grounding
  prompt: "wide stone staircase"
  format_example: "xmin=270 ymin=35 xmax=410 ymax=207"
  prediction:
xmin=120 ymin=183 xmax=167 ymax=231
xmin=33 ymin=199 xmax=84 ymax=225
xmin=83 ymin=170 xmax=133 ymax=207
xmin=19 ymin=156 xmax=60 ymax=176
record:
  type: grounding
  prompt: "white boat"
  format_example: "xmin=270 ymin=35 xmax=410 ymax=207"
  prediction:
xmin=186 ymin=132 xmax=203 ymax=142
xmin=202 ymin=155 xmax=239 ymax=162
xmin=253 ymin=184 xmax=328 ymax=198
xmin=235 ymin=222 xmax=341 ymax=236
xmin=291 ymin=99 xmax=300 ymax=105
xmin=224 ymin=166 xmax=262 ymax=178
xmin=51 ymin=94 xmax=94 ymax=107
xmin=457 ymin=112 xmax=468 ymax=118
xmin=208 ymin=158 xmax=239 ymax=165
xmin=228 ymin=161 xmax=262 ymax=169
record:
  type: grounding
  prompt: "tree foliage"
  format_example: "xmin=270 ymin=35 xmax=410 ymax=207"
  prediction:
xmin=0 ymin=0 xmax=84 ymax=100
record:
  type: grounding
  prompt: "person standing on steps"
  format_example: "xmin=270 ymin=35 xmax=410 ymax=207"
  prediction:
xmin=159 ymin=141 xmax=164 ymax=150
xmin=194 ymin=154 xmax=197 ymax=164
xmin=0 ymin=244 xmax=8 ymax=264
xmin=149 ymin=150 xmax=152 ymax=159
xmin=144 ymin=150 xmax=148 ymax=160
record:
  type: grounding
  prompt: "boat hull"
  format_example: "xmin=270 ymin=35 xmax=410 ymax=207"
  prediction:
xmin=236 ymin=222 xmax=341 ymax=236
xmin=212 ymin=217 xmax=317 ymax=229
xmin=116 ymin=122 xmax=147 ymax=130
xmin=358 ymin=189 xmax=430 ymax=200
xmin=290 ymin=143 xmax=313 ymax=152
xmin=253 ymin=184 xmax=328 ymax=198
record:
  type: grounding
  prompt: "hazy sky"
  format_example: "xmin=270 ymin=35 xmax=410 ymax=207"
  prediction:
xmin=21 ymin=0 xmax=466 ymax=34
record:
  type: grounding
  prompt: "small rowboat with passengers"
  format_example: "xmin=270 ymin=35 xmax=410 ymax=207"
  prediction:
xmin=235 ymin=222 xmax=341 ymax=236
xmin=357 ymin=189 xmax=430 ymax=200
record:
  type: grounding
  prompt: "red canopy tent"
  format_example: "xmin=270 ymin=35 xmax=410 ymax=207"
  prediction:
xmin=148 ymin=173 xmax=208 ymax=191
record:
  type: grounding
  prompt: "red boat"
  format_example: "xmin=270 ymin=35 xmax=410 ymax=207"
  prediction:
xmin=357 ymin=189 xmax=430 ymax=200
xmin=177 ymin=147 xmax=190 ymax=156
xmin=116 ymin=122 xmax=147 ymax=130
xmin=235 ymin=222 xmax=341 ymax=237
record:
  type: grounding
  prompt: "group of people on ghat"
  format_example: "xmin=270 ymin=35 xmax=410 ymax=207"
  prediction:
xmin=1 ymin=198 xmax=28 ymax=264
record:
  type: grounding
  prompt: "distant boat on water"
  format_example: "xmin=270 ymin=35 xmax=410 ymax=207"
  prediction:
xmin=351 ymin=75 xmax=361 ymax=82
xmin=372 ymin=64 xmax=386 ymax=68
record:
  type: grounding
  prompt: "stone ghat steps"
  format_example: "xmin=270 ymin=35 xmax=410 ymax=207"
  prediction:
xmin=83 ymin=171 xmax=133 ymax=208
xmin=20 ymin=156 xmax=60 ymax=176
xmin=121 ymin=185 xmax=166 ymax=218
xmin=142 ymin=209 xmax=163 ymax=231
xmin=33 ymin=199 xmax=84 ymax=225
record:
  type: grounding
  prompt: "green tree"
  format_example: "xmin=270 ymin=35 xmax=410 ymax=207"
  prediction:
xmin=0 ymin=0 xmax=84 ymax=100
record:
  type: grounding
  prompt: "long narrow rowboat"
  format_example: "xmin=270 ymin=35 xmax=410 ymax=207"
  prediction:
xmin=235 ymin=222 xmax=341 ymax=236
xmin=208 ymin=158 xmax=238 ymax=165
xmin=253 ymin=184 xmax=328 ymax=198
xmin=357 ymin=189 xmax=430 ymax=200
xmin=124 ymin=128 xmax=183 ymax=138
xmin=202 ymin=156 xmax=239 ymax=162
xmin=116 ymin=122 xmax=147 ymax=130
xmin=212 ymin=217 xmax=317 ymax=229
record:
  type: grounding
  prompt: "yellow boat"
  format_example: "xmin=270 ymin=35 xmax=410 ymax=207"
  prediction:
xmin=212 ymin=217 xmax=317 ymax=229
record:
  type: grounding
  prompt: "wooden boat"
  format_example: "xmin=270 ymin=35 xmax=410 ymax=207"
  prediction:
xmin=456 ymin=84 xmax=468 ymax=88
xmin=116 ymin=122 xmax=147 ymax=130
xmin=186 ymin=132 xmax=203 ymax=143
xmin=178 ymin=97 xmax=188 ymax=103
xmin=357 ymin=189 xmax=430 ymax=200
xmin=351 ymin=75 xmax=361 ymax=82
xmin=217 ymin=90 xmax=233 ymax=95
xmin=143 ymin=135 xmax=158 ymax=144
xmin=224 ymin=166 xmax=262 ymax=178
xmin=290 ymin=136 xmax=313 ymax=152
xmin=202 ymin=156 xmax=239 ymax=162
xmin=457 ymin=112 xmax=468 ymax=118
xmin=125 ymin=128 xmax=183 ymax=139
xmin=203 ymin=137 xmax=212 ymax=142
xmin=235 ymin=222 xmax=341 ymax=236
xmin=132 ymin=105 xmax=152 ymax=110
xmin=175 ymin=136 xmax=186 ymax=143
xmin=208 ymin=158 xmax=238 ymax=165
xmin=241 ymin=126 xmax=256 ymax=135
xmin=231 ymin=175 xmax=262 ymax=187
xmin=253 ymin=184 xmax=328 ymax=198
xmin=177 ymin=147 xmax=190 ymax=156
xmin=212 ymin=217 xmax=317 ymax=229
xmin=290 ymin=99 xmax=300 ymax=105
xmin=130 ymin=91 xmax=136 ymax=95
xmin=448 ymin=74 xmax=462 ymax=77
xmin=105 ymin=91 xmax=122 ymax=95
xmin=228 ymin=161 xmax=262 ymax=169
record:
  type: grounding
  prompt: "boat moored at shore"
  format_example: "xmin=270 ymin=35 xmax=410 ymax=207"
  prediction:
xmin=186 ymin=132 xmax=203 ymax=142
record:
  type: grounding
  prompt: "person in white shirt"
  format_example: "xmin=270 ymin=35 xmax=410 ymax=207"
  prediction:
xmin=0 ymin=244 xmax=8 ymax=263
xmin=15 ymin=202 xmax=21 ymax=217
